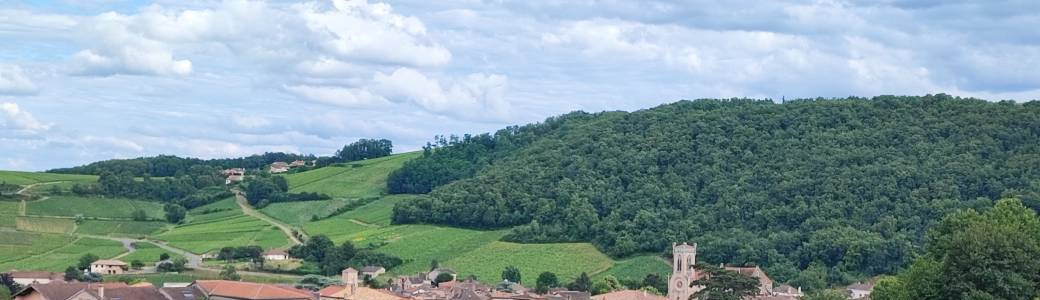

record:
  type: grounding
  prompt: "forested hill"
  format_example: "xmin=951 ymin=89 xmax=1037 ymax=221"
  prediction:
xmin=391 ymin=95 xmax=1040 ymax=285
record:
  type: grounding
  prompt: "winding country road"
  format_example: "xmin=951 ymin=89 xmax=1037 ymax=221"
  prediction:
xmin=233 ymin=189 xmax=304 ymax=246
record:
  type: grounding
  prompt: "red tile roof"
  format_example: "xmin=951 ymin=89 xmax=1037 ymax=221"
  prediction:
xmin=194 ymin=280 xmax=313 ymax=300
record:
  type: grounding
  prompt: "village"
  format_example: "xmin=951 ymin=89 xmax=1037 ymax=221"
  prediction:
xmin=5 ymin=243 xmax=876 ymax=300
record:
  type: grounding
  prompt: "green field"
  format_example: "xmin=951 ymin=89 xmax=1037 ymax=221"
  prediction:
xmin=157 ymin=213 xmax=289 ymax=254
xmin=187 ymin=197 xmax=241 ymax=223
xmin=283 ymin=152 xmax=419 ymax=198
xmin=0 ymin=235 xmax=126 ymax=271
xmin=0 ymin=231 xmax=74 ymax=265
xmin=443 ymin=242 xmax=614 ymax=283
xmin=119 ymin=242 xmax=181 ymax=264
xmin=75 ymin=220 xmax=167 ymax=237
xmin=16 ymin=216 xmax=76 ymax=233
xmin=26 ymin=196 xmax=165 ymax=219
xmin=0 ymin=171 xmax=97 ymax=186
xmin=259 ymin=199 xmax=356 ymax=226
xmin=593 ymin=255 xmax=672 ymax=282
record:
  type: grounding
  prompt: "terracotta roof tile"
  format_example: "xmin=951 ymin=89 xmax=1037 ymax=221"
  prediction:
xmin=194 ymin=280 xmax=313 ymax=300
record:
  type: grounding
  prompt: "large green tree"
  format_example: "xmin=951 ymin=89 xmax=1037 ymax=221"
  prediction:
xmin=689 ymin=265 xmax=761 ymax=300
xmin=874 ymin=198 xmax=1040 ymax=300
xmin=535 ymin=272 xmax=560 ymax=294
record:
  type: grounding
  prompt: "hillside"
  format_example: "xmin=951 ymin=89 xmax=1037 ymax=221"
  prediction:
xmin=260 ymin=152 xmax=669 ymax=283
xmin=391 ymin=95 xmax=1040 ymax=286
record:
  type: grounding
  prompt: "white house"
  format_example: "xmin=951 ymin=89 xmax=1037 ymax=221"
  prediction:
xmin=263 ymin=249 xmax=290 ymax=261
xmin=90 ymin=259 xmax=128 ymax=275
xmin=847 ymin=282 xmax=874 ymax=299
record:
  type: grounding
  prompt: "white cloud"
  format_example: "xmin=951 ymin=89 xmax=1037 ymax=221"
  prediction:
xmin=297 ymin=0 xmax=452 ymax=67
xmin=284 ymin=84 xmax=390 ymax=107
xmin=373 ymin=68 xmax=510 ymax=119
xmin=0 ymin=102 xmax=51 ymax=133
xmin=0 ymin=65 xmax=39 ymax=95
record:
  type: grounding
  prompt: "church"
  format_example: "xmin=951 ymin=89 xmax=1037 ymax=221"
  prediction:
xmin=667 ymin=243 xmax=794 ymax=300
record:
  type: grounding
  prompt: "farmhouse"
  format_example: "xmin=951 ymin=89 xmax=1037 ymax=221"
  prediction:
xmin=847 ymin=281 xmax=875 ymax=299
xmin=223 ymin=168 xmax=245 ymax=185
xmin=289 ymin=160 xmax=307 ymax=168
xmin=269 ymin=162 xmax=290 ymax=174
xmin=7 ymin=271 xmax=64 ymax=285
xmin=192 ymin=280 xmax=313 ymax=300
xmin=90 ymin=260 xmax=128 ymax=275
xmin=263 ymin=249 xmax=290 ymax=261
xmin=360 ymin=266 xmax=386 ymax=279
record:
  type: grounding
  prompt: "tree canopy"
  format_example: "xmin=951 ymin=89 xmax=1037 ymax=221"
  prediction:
xmin=873 ymin=198 xmax=1040 ymax=300
xmin=391 ymin=95 xmax=1040 ymax=285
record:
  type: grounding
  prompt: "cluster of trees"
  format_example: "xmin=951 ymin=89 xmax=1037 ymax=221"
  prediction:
xmin=243 ymin=175 xmax=328 ymax=208
xmin=872 ymin=198 xmax=1040 ymax=300
xmin=288 ymin=235 xmax=403 ymax=276
xmin=50 ymin=153 xmax=316 ymax=177
xmin=334 ymin=139 xmax=393 ymax=162
xmin=386 ymin=112 xmax=597 ymax=194
xmin=392 ymin=95 xmax=1040 ymax=286
xmin=1 ymin=273 xmax=22 ymax=300
xmin=218 ymin=246 xmax=264 ymax=262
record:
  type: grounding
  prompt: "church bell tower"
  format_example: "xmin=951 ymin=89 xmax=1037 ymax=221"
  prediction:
xmin=668 ymin=242 xmax=699 ymax=300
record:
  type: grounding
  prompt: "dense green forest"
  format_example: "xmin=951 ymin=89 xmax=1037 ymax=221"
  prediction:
xmin=391 ymin=95 xmax=1040 ymax=286
xmin=49 ymin=152 xmax=316 ymax=177
xmin=872 ymin=198 xmax=1040 ymax=300
xmin=387 ymin=112 xmax=601 ymax=193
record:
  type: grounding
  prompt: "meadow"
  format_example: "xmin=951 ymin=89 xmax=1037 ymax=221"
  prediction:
xmin=443 ymin=242 xmax=615 ymax=283
xmin=0 ymin=234 xmax=126 ymax=271
xmin=0 ymin=171 xmax=97 ymax=186
xmin=119 ymin=242 xmax=181 ymax=264
xmin=592 ymin=255 xmax=672 ymax=283
xmin=16 ymin=216 xmax=76 ymax=233
xmin=259 ymin=198 xmax=355 ymax=226
xmin=75 ymin=220 xmax=167 ymax=237
xmin=157 ymin=212 xmax=289 ymax=254
xmin=283 ymin=152 xmax=419 ymax=198
xmin=26 ymin=195 xmax=165 ymax=219
xmin=0 ymin=231 xmax=73 ymax=265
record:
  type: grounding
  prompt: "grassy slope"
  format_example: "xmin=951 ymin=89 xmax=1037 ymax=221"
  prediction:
xmin=156 ymin=197 xmax=289 ymax=254
xmin=26 ymin=195 xmax=165 ymax=219
xmin=279 ymin=152 xmax=661 ymax=283
xmin=0 ymin=232 xmax=126 ymax=271
xmin=119 ymin=242 xmax=182 ymax=264
xmin=0 ymin=171 xmax=97 ymax=186
xmin=75 ymin=220 xmax=167 ymax=237
xmin=284 ymin=152 xmax=421 ymax=198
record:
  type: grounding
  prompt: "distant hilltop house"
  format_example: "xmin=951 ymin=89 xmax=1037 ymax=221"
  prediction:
xmin=289 ymin=160 xmax=307 ymax=168
xmin=847 ymin=281 xmax=876 ymax=299
xmin=90 ymin=259 xmax=128 ymax=275
xmin=263 ymin=249 xmax=290 ymax=261
xmin=269 ymin=162 xmax=290 ymax=173
xmin=7 ymin=271 xmax=64 ymax=285
xmin=222 ymin=168 xmax=245 ymax=185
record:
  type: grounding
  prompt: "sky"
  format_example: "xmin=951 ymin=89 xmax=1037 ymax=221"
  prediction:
xmin=1 ymin=0 xmax=1038 ymax=171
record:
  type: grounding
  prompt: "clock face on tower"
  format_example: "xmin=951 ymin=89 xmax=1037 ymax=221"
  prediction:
xmin=675 ymin=279 xmax=684 ymax=289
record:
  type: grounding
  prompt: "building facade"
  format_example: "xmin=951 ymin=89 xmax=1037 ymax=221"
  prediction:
xmin=667 ymin=243 xmax=700 ymax=300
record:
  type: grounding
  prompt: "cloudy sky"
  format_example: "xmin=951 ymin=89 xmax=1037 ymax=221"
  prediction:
xmin=1 ymin=0 xmax=1038 ymax=171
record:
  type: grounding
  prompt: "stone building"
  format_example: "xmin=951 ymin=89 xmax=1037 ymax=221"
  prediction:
xmin=667 ymin=243 xmax=700 ymax=300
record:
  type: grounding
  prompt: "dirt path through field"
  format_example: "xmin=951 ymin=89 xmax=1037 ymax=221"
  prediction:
xmin=348 ymin=219 xmax=379 ymax=228
xmin=233 ymin=189 xmax=304 ymax=246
